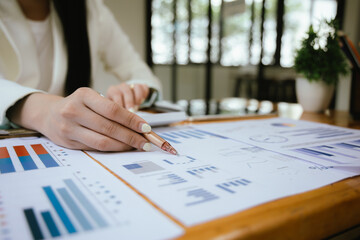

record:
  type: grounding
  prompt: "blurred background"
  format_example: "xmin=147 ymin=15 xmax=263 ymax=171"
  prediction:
xmin=94 ymin=0 xmax=360 ymax=116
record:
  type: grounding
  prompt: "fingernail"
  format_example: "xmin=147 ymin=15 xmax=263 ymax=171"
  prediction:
xmin=128 ymin=107 xmax=135 ymax=113
xmin=142 ymin=142 xmax=152 ymax=151
xmin=141 ymin=123 xmax=151 ymax=133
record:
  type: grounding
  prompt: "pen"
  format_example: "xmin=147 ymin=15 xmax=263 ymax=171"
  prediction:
xmin=143 ymin=131 xmax=178 ymax=155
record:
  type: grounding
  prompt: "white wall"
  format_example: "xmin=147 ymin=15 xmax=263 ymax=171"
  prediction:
xmin=92 ymin=0 xmax=148 ymax=94
xmin=103 ymin=0 xmax=147 ymax=59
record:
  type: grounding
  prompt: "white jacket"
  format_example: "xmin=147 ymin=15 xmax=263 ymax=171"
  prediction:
xmin=0 ymin=0 xmax=161 ymax=128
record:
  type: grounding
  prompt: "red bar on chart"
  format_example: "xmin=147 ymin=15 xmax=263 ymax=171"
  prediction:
xmin=13 ymin=145 xmax=30 ymax=157
xmin=0 ymin=147 xmax=10 ymax=158
xmin=31 ymin=144 xmax=59 ymax=168
xmin=13 ymin=145 xmax=38 ymax=170
xmin=31 ymin=144 xmax=48 ymax=155
xmin=0 ymin=147 xmax=15 ymax=174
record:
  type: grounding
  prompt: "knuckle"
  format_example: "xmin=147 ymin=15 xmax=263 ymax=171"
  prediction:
xmin=125 ymin=113 xmax=138 ymax=127
xmin=74 ymin=87 xmax=90 ymax=97
xmin=102 ymin=122 xmax=117 ymax=136
xmin=94 ymin=137 xmax=109 ymax=151
xmin=105 ymin=102 xmax=120 ymax=119
xmin=126 ymin=134 xmax=138 ymax=148
xmin=60 ymin=102 xmax=77 ymax=119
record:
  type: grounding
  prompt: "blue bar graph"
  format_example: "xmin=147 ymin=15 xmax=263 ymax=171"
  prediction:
xmin=193 ymin=129 xmax=229 ymax=139
xmin=14 ymin=146 xmax=38 ymax=171
xmin=158 ymin=129 xmax=228 ymax=144
xmin=0 ymin=158 xmax=15 ymax=174
xmin=178 ymin=131 xmax=203 ymax=139
xmin=163 ymin=160 xmax=173 ymax=165
xmin=31 ymin=144 xmax=59 ymax=168
xmin=23 ymin=208 xmax=44 ymax=240
xmin=185 ymin=188 xmax=218 ymax=206
xmin=158 ymin=174 xmax=187 ymax=187
xmin=19 ymin=156 xmax=38 ymax=170
xmin=41 ymin=211 xmax=61 ymax=237
xmin=0 ymin=145 xmax=61 ymax=174
xmin=216 ymin=179 xmax=252 ymax=194
xmin=162 ymin=132 xmax=180 ymax=138
xmin=335 ymin=142 xmax=360 ymax=151
xmin=163 ymin=155 xmax=196 ymax=165
xmin=171 ymin=132 xmax=190 ymax=138
xmin=316 ymin=145 xmax=358 ymax=159
xmin=187 ymin=166 xmax=218 ymax=178
xmin=217 ymin=185 xmax=235 ymax=194
xmin=294 ymin=148 xmax=346 ymax=164
xmin=43 ymin=186 xmax=77 ymax=234
xmin=288 ymin=128 xmax=353 ymax=139
xmin=64 ymin=179 xmax=108 ymax=228
xmin=37 ymin=154 xmax=59 ymax=168
xmin=57 ymin=188 xmax=93 ymax=231
xmin=157 ymin=134 xmax=181 ymax=144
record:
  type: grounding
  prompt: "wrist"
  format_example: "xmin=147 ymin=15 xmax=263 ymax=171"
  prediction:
xmin=7 ymin=93 xmax=62 ymax=132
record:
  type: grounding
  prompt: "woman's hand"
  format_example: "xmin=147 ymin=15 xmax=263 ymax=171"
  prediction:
xmin=8 ymin=88 xmax=152 ymax=151
xmin=106 ymin=83 xmax=149 ymax=111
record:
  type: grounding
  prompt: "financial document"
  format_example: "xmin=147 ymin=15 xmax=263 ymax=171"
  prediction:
xmin=0 ymin=137 xmax=183 ymax=240
xmin=88 ymin=118 xmax=360 ymax=226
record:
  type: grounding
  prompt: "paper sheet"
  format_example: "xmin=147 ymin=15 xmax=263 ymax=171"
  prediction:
xmin=0 ymin=137 xmax=183 ymax=240
xmin=195 ymin=118 xmax=360 ymax=167
xmin=88 ymin=118 xmax=360 ymax=226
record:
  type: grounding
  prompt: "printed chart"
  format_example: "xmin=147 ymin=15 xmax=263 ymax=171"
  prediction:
xmin=0 ymin=137 xmax=183 ymax=240
xmin=89 ymin=119 xmax=360 ymax=226
xmin=0 ymin=144 xmax=61 ymax=174
xmin=23 ymin=178 xmax=108 ymax=239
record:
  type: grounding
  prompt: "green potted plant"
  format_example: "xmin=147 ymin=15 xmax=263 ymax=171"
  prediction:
xmin=294 ymin=19 xmax=349 ymax=112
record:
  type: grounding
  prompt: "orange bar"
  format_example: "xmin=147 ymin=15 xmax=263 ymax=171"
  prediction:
xmin=0 ymin=147 xmax=10 ymax=158
xmin=13 ymin=145 xmax=29 ymax=157
xmin=31 ymin=144 xmax=48 ymax=155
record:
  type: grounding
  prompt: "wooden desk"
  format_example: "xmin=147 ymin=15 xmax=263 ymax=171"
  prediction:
xmin=176 ymin=111 xmax=360 ymax=240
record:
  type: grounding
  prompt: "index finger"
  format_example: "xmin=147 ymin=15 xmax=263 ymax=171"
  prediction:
xmin=81 ymin=89 xmax=152 ymax=133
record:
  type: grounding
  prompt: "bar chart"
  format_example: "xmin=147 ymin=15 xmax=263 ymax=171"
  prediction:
xmin=158 ymin=129 xmax=228 ymax=144
xmin=23 ymin=178 xmax=108 ymax=239
xmin=156 ymin=173 xmax=187 ymax=187
xmin=163 ymin=155 xmax=197 ymax=165
xmin=216 ymin=178 xmax=252 ymax=194
xmin=335 ymin=141 xmax=360 ymax=151
xmin=185 ymin=188 xmax=219 ymax=207
xmin=187 ymin=166 xmax=219 ymax=178
xmin=293 ymin=140 xmax=360 ymax=165
xmin=123 ymin=161 xmax=164 ymax=174
xmin=281 ymin=127 xmax=354 ymax=139
xmin=0 ymin=144 xmax=60 ymax=174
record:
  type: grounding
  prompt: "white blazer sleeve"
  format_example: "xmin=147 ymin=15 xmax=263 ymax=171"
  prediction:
xmin=93 ymin=1 xmax=162 ymax=105
xmin=0 ymin=77 xmax=43 ymax=128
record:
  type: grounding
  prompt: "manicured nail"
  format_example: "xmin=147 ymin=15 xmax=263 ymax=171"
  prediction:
xmin=142 ymin=142 xmax=152 ymax=151
xmin=128 ymin=107 xmax=135 ymax=113
xmin=141 ymin=123 xmax=151 ymax=133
